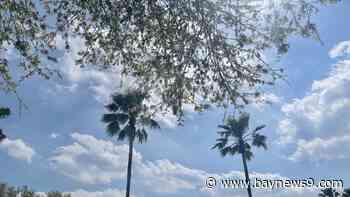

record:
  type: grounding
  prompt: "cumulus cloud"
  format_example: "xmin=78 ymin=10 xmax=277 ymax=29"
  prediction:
xmin=0 ymin=138 xmax=36 ymax=163
xmin=289 ymin=135 xmax=350 ymax=161
xmin=49 ymin=133 xmax=142 ymax=184
xmin=277 ymin=54 xmax=350 ymax=161
xmin=329 ymin=41 xmax=350 ymax=58
xmin=49 ymin=133 xmax=318 ymax=196
xmin=56 ymin=37 xmax=136 ymax=104
xmin=251 ymin=93 xmax=283 ymax=110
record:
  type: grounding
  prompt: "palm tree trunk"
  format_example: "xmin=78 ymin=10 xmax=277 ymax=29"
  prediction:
xmin=241 ymin=151 xmax=253 ymax=197
xmin=125 ymin=138 xmax=134 ymax=197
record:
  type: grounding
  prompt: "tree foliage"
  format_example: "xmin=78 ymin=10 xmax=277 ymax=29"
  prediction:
xmin=0 ymin=0 xmax=59 ymax=93
xmin=0 ymin=183 xmax=70 ymax=197
xmin=49 ymin=0 xmax=340 ymax=120
xmin=0 ymin=0 xmax=341 ymax=120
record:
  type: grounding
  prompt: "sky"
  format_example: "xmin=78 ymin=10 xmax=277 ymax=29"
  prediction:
xmin=1 ymin=1 xmax=350 ymax=197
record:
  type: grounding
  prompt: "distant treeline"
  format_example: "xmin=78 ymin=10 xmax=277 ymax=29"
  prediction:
xmin=0 ymin=183 xmax=70 ymax=197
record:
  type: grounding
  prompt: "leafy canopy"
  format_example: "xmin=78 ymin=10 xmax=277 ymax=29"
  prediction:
xmin=0 ymin=0 xmax=341 ymax=119
xmin=0 ymin=0 xmax=60 ymax=93
xmin=50 ymin=0 xmax=340 ymax=121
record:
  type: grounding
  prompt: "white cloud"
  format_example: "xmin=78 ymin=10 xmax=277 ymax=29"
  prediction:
xmin=289 ymin=135 xmax=350 ymax=161
xmin=277 ymin=57 xmax=350 ymax=161
xmin=50 ymin=132 xmax=60 ymax=139
xmin=329 ymin=41 xmax=350 ymax=58
xmin=137 ymin=159 xmax=207 ymax=193
xmin=57 ymin=38 xmax=135 ymax=104
xmin=49 ymin=133 xmax=318 ymax=196
xmin=251 ymin=93 xmax=282 ymax=110
xmin=0 ymin=138 xmax=36 ymax=163
xmin=49 ymin=133 xmax=142 ymax=184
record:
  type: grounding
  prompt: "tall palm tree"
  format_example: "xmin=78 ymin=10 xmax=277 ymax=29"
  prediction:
xmin=102 ymin=91 xmax=160 ymax=197
xmin=212 ymin=112 xmax=267 ymax=197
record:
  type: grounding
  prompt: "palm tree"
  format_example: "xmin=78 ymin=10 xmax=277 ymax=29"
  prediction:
xmin=102 ymin=91 xmax=160 ymax=197
xmin=318 ymin=188 xmax=341 ymax=197
xmin=212 ymin=112 xmax=267 ymax=197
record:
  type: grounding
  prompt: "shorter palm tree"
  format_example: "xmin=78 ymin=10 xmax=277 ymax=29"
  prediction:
xmin=343 ymin=188 xmax=350 ymax=197
xmin=212 ymin=112 xmax=267 ymax=197
xmin=102 ymin=90 xmax=160 ymax=197
xmin=318 ymin=188 xmax=341 ymax=197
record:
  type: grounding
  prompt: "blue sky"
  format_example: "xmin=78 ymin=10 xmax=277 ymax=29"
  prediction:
xmin=1 ymin=1 xmax=350 ymax=197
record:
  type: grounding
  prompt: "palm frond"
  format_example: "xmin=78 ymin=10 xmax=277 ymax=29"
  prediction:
xmin=228 ymin=144 xmax=240 ymax=156
xmin=218 ymin=124 xmax=231 ymax=131
xmin=136 ymin=128 xmax=148 ymax=144
xmin=217 ymin=131 xmax=231 ymax=138
xmin=139 ymin=116 xmax=160 ymax=129
xmin=237 ymin=112 xmax=250 ymax=132
xmin=253 ymin=125 xmax=266 ymax=133
xmin=244 ymin=150 xmax=254 ymax=161
xmin=216 ymin=138 xmax=228 ymax=145
xmin=242 ymin=142 xmax=251 ymax=153
xmin=212 ymin=142 xmax=225 ymax=150
xmin=252 ymin=133 xmax=267 ymax=150
xmin=117 ymin=127 xmax=128 ymax=141
xmin=111 ymin=94 xmax=129 ymax=112
xmin=115 ymin=113 xmax=129 ymax=124
xmin=105 ymin=103 xmax=119 ymax=112
xmin=106 ymin=121 xmax=120 ymax=137
xmin=102 ymin=113 xmax=118 ymax=123
xmin=102 ymin=113 xmax=129 ymax=125
xmin=220 ymin=146 xmax=231 ymax=157
xmin=226 ymin=116 xmax=238 ymax=127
